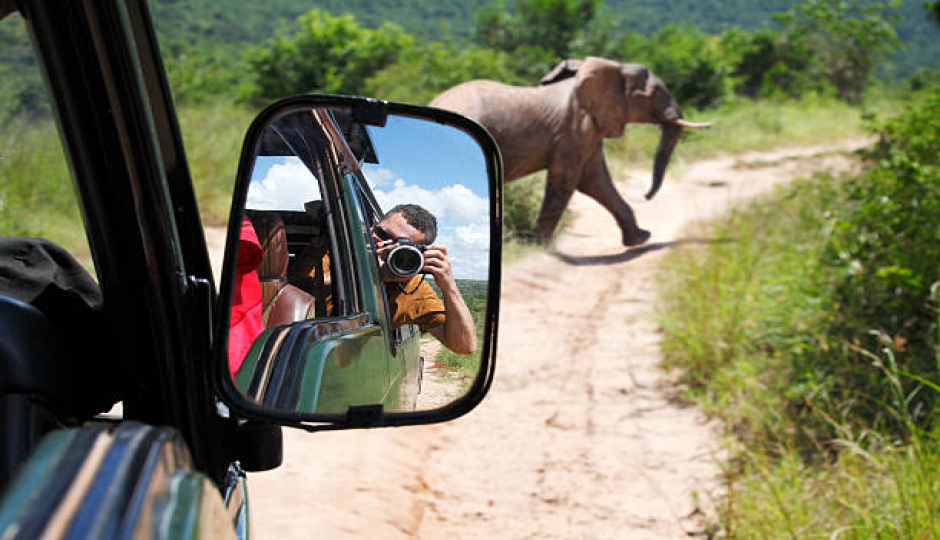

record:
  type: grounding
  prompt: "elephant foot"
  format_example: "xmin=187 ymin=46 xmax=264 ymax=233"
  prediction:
xmin=622 ymin=228 xmax=651 ymax=247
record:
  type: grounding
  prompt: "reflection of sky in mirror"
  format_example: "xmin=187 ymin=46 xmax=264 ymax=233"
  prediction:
xmin=362 ymin=115 xmax=490 ymax=280
xmin=247 ymin=156 xmax=320 ymax=211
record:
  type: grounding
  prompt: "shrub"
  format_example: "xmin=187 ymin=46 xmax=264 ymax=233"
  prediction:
xmin=242 ymin=9 xmax=413 ymax=102
xmin=819 ymin=87 xmax=940 ymax=433
xmin=365 ymin=40 xmax=520 ymax=105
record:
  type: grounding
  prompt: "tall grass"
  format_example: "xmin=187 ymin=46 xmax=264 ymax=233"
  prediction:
xmin=655 ymin=88 xmax=939 ymax=537
xmin=176 ymin=102 xmax=258 ymax=225
xmin=724 ymin=434 xmax=940 ymax=539
xmin=0 ymin=118 xmax=92 ymax=268
xmin=0 ymin=103 xmax=256 ymax=257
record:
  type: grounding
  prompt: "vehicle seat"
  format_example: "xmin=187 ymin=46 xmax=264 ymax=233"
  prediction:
xmin=289 ymin=201 xmax=333 ymax=316
xmin=0 ymin=238 xmax=119 ymax=491
xmin=0 ymin=295 xmax=74 ymax=490
xmin=249 ymin=212 xmax=317 ymax=327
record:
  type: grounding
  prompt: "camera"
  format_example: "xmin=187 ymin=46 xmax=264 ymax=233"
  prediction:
xmin=386 ymin=238 xmax=427 ymax=278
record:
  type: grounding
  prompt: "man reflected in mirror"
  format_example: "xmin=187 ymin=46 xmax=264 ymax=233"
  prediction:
xmin=372 ymin=204 xmax=477 ymax=355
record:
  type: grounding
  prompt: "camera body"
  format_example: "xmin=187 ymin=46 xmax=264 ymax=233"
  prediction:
xmin=386 ymin=238 xmax=427 ymax=278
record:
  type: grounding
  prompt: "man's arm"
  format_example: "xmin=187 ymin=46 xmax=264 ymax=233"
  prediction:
xmin=423 ymin=245 xmax=477 ymax=355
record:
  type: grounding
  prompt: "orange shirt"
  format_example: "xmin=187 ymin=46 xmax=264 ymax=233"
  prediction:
xmin=385 ymin=275 xmax=446 ymax=332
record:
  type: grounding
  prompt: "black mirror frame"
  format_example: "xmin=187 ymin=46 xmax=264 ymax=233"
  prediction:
xmin=213 ymin=94 xmax=502 ymax=432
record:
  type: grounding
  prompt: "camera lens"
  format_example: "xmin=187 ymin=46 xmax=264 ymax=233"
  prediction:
xmin=387 ymin=244 xmax=425 ymax=277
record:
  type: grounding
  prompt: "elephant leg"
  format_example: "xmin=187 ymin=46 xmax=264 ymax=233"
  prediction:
xmin=536 ymin=170 xmax=578 ymax=243
xmin=577 ymin=153 xmax=650 ymax=247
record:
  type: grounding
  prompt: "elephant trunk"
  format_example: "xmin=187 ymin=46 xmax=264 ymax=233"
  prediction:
xmin=646 ymin=122 xmax=683 ymax=200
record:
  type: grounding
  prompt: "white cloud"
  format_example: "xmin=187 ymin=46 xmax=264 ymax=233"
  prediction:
xmin=247 ymin=160 xmax=320 ymax=211
xmin=370 ymin=181 xmax=489 ymax=228
xmin=438 ymin=222 xmax=491 ymax=280
xmin=362 ymin=166 xmax=397 ymax=188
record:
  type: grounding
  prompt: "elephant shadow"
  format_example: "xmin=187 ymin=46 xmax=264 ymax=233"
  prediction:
xmin=551 ymin=237 xmax=730 ymax=266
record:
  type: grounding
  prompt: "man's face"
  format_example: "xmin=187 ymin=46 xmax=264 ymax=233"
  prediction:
xmin=371 ymin=212 xmax=425 ymax=247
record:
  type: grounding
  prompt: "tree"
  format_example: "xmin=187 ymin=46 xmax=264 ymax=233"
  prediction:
xmin=929 ymin=1 xmax=940 ymax=27
xmin=473 ymin=0 xmax=599 ymax=81
xmin=774 ymin=0 xmax=900 ymax=102
xmin=243 ymin=9 xmax=413 ymax=102
xmin=365 ymin=40 xmax=520 ymax=105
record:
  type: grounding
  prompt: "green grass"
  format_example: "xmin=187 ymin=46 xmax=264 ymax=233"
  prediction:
xmin=655 ymin=111 xmax=939 ymax=537
xmin=429 ymin=279 xmax=487 ymax=387
xmin=604 ymin=94 xmax=879 ymax=177
xmin=723 ymin=434 xmax=940 ymax=539
xmin=0 ymin=118 xmax=94 ymax=270
xmin=176 ymin=102 xmax=258 ymax=225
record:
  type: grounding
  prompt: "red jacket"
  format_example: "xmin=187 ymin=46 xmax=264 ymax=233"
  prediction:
xmin=228 ymin=217 xmax=264 ymax=375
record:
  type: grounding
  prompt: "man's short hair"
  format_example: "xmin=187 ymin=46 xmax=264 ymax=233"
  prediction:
xmin=383 ymin=204 xmax=437 ymax=244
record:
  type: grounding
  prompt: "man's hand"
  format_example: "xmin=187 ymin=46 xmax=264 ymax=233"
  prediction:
xmin=422 ymin=244 xmax=477 ymax=355
xmin=420 ymin=244 xmax=456 ymax=288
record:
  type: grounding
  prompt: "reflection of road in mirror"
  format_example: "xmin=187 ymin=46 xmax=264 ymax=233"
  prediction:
xmin=415 ymin=338 xmax=464 ymax=410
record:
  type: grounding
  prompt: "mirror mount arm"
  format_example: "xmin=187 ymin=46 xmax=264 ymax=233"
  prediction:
xmin=351 ymin=100 xmax=388 ymax=127
xmin=344 ymin=404 xmax=384 ymax=428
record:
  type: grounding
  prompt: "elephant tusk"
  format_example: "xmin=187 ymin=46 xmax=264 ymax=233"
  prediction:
xmin=671 ymin=119 xmax=713 ymax=129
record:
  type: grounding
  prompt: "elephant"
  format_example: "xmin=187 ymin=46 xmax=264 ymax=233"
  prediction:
xmin=429 ymin=56 xmax=711 ymax=247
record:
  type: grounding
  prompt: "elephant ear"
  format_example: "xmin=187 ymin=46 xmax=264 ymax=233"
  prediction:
xmin=540 ymin=59 xmax=582 ymax=86
xmin=575 ymin=56 xmax=629 ymax=138
xmin=621 ymin=63 xmax=652 ymax=96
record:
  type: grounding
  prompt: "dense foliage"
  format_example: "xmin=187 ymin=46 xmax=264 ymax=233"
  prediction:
xmin=820 ymin=89 xmax=940 ymax=431
xmin=656 ymin=83 xmax=938 ymax=540
xmin=242 ymin=10 xmax=413 ymax=102
xmin=660 ymin=86 xmax=938 ymax=450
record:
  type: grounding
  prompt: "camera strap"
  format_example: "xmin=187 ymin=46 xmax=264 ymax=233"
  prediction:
xmin=396 ymin=274 xmax=426 ymax=295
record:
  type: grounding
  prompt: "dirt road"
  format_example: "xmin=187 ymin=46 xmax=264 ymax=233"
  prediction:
xmin=240 ymin=141 xmax=866 ymax=539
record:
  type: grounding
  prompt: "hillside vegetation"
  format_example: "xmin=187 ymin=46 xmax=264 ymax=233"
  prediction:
xmin=2 ymin=0 xmax=939 ymax=121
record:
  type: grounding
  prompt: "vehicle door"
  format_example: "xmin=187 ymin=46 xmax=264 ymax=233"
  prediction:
xmin=341 ymin=167 xmax=423 ymax=409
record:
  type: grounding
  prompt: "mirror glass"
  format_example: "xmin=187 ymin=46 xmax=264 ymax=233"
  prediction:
xmin=223 ymin=101 xmax=495 ymax=418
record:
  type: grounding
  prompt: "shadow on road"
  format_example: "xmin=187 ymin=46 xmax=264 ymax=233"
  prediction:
xmin=551 ymin=237 xmax=727 ymax=266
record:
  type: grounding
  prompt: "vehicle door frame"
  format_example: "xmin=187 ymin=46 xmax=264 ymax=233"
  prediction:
xmin=16 ymin=0 xmax=238 ymax=484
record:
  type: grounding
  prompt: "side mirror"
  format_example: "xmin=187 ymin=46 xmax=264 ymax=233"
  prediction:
xmin=214 ymin=96 xmax=501 ymax=430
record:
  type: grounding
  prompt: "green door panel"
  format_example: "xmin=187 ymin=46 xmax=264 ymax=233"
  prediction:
xmin=233 ymin=316 xmax=397 ymax=414
xmin=0 ymin=422 xmax=237 ymax=539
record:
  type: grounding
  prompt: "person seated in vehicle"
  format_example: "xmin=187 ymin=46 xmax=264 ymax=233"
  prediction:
xmin=371 ymin=204 xmax=477 ymax=356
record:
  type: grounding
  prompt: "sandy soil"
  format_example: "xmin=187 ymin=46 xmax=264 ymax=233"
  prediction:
xmin=222 ymin=140 xmax=867 ymax=539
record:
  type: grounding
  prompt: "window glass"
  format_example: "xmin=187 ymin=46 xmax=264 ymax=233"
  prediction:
xmin=245 ymin=154 xmax=339 ymax=318
xmin=0 ymin=13 xmax=98 ymax=281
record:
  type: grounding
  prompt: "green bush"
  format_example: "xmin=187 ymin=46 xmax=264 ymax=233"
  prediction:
xmin=474 ymin=0 xmax=599 ymax=81
xmin=769 ymin=0 xmax=901 ymax=103
xmin=619 ymin=24 xmax=735 ymax=109
xmin=242 ymin=9 xmax=413 ymax=102
xmin=658 ymin=87 xmax=939 ymax=453
xmin=819 ymin=87 xmax=940 ymax=433
xmin=502 ymin=174 xmax=546 ymax=243
xmin=365 ymin=40 xmax=520 ymax=104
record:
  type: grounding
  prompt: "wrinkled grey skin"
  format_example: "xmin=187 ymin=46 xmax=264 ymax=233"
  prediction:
xmin=430 ymin=56 xmax=710 ymax=246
